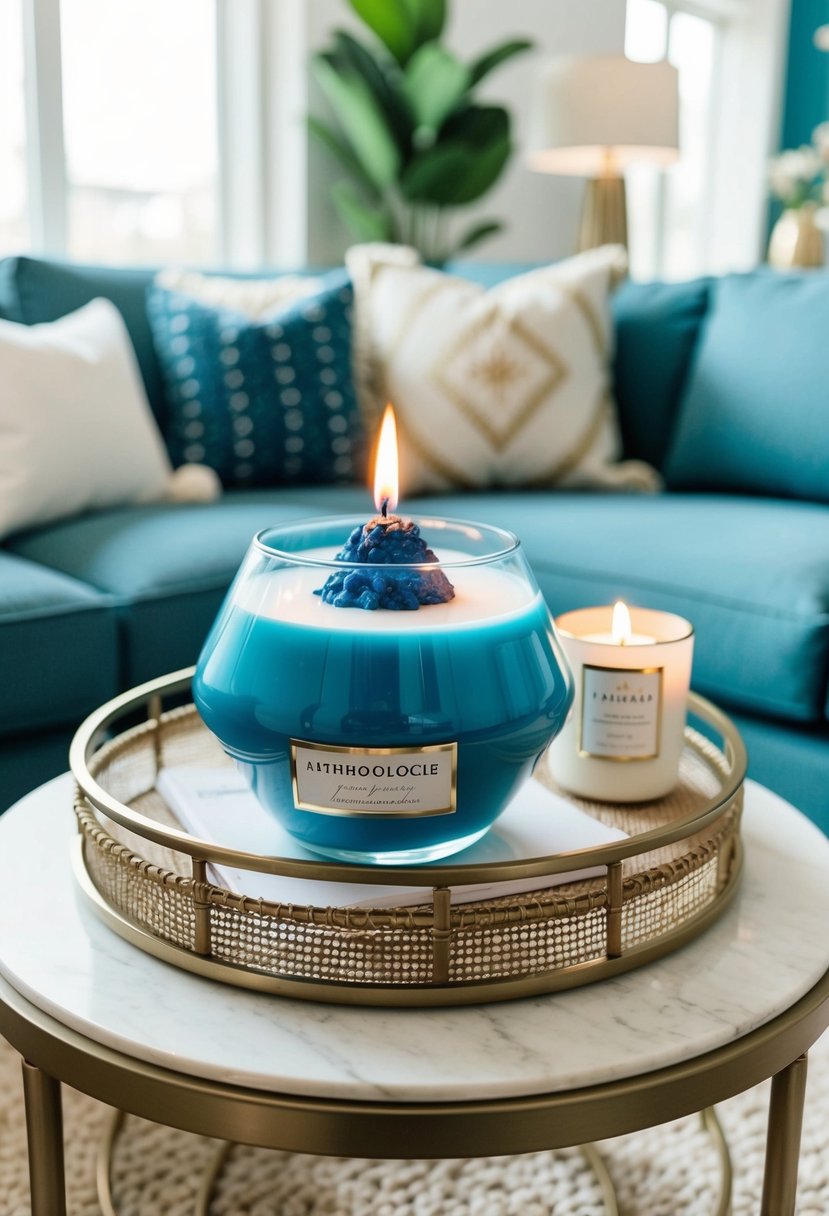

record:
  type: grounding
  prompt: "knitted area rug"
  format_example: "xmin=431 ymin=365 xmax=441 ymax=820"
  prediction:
xmin=1 ymin=1028 xmax=828 ymax=1216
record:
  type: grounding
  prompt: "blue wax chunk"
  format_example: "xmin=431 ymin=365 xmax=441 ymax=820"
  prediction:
xmin=317 ymin=517 xmax=455 ymax=610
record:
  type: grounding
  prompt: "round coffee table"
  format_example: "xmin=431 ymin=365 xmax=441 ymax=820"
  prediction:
xmin=1 ymin=774 xmax=828 ymax=1216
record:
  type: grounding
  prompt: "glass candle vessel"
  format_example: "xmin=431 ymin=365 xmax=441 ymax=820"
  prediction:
xmin=548 ymin=604 xmax=694 ymax=803
xmin=194 ymin=516 xmax=573 ymax=864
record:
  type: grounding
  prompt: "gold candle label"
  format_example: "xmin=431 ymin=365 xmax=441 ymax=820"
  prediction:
xmin=579 ymin=665 xmax=663 ymax=761
xmin=290 ymin=740 xmax=457 ymax=817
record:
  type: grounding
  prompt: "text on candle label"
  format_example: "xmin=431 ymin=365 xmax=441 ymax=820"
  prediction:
xmin=291 ymin=741 xmax=457 ymax=817
xmin=579 ymin=665 xmax=663 ymax=761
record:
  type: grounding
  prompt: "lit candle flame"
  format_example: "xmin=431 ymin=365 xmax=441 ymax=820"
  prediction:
xmin=611 ymin=600 xmax=632 ymax=646
xmin=373 ymin=404 xmax=399 ymax=515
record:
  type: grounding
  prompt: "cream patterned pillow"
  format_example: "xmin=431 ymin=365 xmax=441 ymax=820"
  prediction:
xmin=347 ymin=244 xmax=658 ymax=495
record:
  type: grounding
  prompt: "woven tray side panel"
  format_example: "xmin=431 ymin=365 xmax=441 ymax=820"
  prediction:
xmin=207 ymin=904 xmax=436 ymax=984
xmin=82 ymin=837 xmax=196 ymax=950
xmin=622 ymin=855 xmax=720 ymax=952
xmin=449 ymin=906 xmax=608 ymax=982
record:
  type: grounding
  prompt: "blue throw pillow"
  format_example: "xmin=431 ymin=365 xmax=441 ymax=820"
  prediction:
xmin=146 ymin=270 xmax=366 ymax=487
xmin=664 ymin=272 xmax=829 ymax=502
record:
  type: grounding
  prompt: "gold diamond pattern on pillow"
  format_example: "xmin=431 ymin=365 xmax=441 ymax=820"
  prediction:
xmin=347 ymin=244 xmax=660 ymax=496
xmin=433 ymin=307 xmax=569 ymax=450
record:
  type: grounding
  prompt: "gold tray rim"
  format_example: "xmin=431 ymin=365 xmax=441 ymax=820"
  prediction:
xmin=72 ymin=835 xmax=744 ymax=1006
xmin=70 ymin=667 xmax=747 ymax=887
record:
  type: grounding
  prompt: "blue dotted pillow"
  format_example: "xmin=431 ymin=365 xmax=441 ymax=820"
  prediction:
xmin=146 ymin=270 xmax=366 ymax=487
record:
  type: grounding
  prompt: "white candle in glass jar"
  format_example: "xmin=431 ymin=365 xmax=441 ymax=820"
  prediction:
xmin=548 ymin=602 xmax=694 ymax=803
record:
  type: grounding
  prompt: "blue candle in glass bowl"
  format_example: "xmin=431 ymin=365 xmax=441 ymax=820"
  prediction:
xmin=194 ymin=414 xmax=573 ymax=864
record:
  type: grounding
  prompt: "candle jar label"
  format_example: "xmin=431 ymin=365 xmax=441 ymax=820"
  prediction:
xmin=580 ymin=665 xmax=663 ymax=761
xmin=290 ymin=740 xmax=457 ymax=818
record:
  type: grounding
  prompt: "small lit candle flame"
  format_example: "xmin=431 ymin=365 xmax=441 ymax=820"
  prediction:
xmin=611 ymin=600 xmax=632 ymax=646
xmin=373 ymin=404 xmax=399 ymax=515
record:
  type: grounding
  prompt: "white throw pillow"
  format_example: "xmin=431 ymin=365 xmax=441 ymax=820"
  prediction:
xmin=0 ymin=298 xmax=174 ymax=538
xmin=347 ymin=244 xmax=659 ymax=495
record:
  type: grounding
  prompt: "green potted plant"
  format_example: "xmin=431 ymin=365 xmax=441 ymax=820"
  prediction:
xmin=310 ymin=0 xmax=533 ymax=263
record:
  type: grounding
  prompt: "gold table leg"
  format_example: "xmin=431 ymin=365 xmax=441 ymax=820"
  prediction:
xmin=701 ymin=1106 xmax=733 ymax=1216
xmin=21 ymin=1059 xmax=67 ymax=1216
xmin=98 ymin=1105 xmax=232 ymax=1216
xmin=761 ymin=1052 xmax=808 ymax=1216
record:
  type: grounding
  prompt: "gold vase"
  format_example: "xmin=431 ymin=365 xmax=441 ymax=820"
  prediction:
xmin=767 ymin=204 xmax=824 ymax=269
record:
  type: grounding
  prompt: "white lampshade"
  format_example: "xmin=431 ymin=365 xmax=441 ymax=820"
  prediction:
xmin=527 ymin=55 xmax=679 ymax=176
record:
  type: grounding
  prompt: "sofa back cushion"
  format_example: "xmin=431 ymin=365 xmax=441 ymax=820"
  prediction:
xmin=665 ymin=271 xmax=829 ymax=501
xmin=611 ymin=278 xmax=710 ymax=469
xmin=0 ymin=255 xmax=711 ymax=474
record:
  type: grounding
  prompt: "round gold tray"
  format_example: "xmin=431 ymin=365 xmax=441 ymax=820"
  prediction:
xmin=70 ymin=669 xmax=747 ymax=1007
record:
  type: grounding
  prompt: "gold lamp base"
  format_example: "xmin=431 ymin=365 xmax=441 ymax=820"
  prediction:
xmin=579 ymin=174 xmax=628 ymax=251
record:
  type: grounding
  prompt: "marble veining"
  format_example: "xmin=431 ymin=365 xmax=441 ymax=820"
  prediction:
xmin=0 ymin=774 xmax=827 ymax=1103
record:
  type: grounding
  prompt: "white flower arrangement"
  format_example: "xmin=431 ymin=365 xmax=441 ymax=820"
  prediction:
xmin=768 ymin=144 xmax=821 ymax=206
xmin=768 ymin=145 xmax=823 ymax=207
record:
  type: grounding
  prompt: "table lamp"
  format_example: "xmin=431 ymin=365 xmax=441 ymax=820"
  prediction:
xmin=526 ymin=55 xmax=679 ymax=251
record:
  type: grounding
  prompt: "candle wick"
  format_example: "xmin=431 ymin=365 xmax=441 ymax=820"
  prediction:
xmin=381 ymin=498 xmax=389 ymax=519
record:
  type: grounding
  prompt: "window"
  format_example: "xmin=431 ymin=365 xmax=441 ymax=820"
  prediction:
xmin=3 ymin=0 xmax=221 ymax=265
xmin=0 ymin=0 xmax=29 ymax=253
xmin=625 ymin=0 xmax=721 ymax=279
xmin=624 ymin=0 xmax=788 ymax=279
xmin=60 ymin=0 xmax=219 ymax=265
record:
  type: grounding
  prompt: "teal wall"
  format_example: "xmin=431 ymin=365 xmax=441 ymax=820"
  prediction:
xmin=781 ymin=0 xmax=829 ymax=148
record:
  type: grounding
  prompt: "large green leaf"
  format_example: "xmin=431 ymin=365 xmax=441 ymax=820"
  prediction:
xmin=400 ymin=144 xmax=466 ymax=202
xmin=307 ymin=116 xmax=382 ymax=199
xmin=401 ymin=108 xmax=512 ymax=205
xmin=446 ymin=133 xmax=511 ymax=204
xmin=331 ymin=180 xmax=395 ymax=242
xmin=468 ymin=38 xmax=534 ymax=87
xmin=441 ymin=104 xmax=509 ymax=148
xmin=312 ymin=54 xmax=401 ymax=190
xmin=436 ymin=108 xmax=512 ymax=203
xmin=410 ymin=0 xmax=446 ymax=42
xmin=332 ymin=31 xmax=414 ymax=151
xmin=404 ymin=43 xmax=469 ymax=134
xmin=347 ymin=0 xmax=417 ymax=64
xmin=452 ymin=219 xmax=504 ymax=253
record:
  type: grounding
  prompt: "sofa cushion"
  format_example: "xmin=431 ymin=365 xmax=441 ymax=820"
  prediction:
xmin=7 ymin=492 xmax=367 ymax=685
xmin=11 ymin=488 xmax=829 ymax=726
xmin=726 ymin=710 xmax=829 ymax=835
xmin=395 ymin=491 xmax=829 ymax=726
xmin=0 ymin=725 xmax=78 ymax=811
xmin=611 ymin=277 xmax=710 ymax=470
xmin=0 ymin=551 xmax=118 ymax=736
xmin=147 ymin=270 xmax=366 ymax=487
xmin=665 ymin=272 xmax=829 ymax=501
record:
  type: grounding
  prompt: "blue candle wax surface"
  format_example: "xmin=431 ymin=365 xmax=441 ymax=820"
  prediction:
xmin=194 ymin=557 xmax=573 ymax=864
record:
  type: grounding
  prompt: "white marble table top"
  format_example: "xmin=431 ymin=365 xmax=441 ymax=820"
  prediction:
xmin=0 ymin=775 xmax=827 ymax=1103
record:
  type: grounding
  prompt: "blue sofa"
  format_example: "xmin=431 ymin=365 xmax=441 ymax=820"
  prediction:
xmin=1 ymin=255 xmax=827 ymax=832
